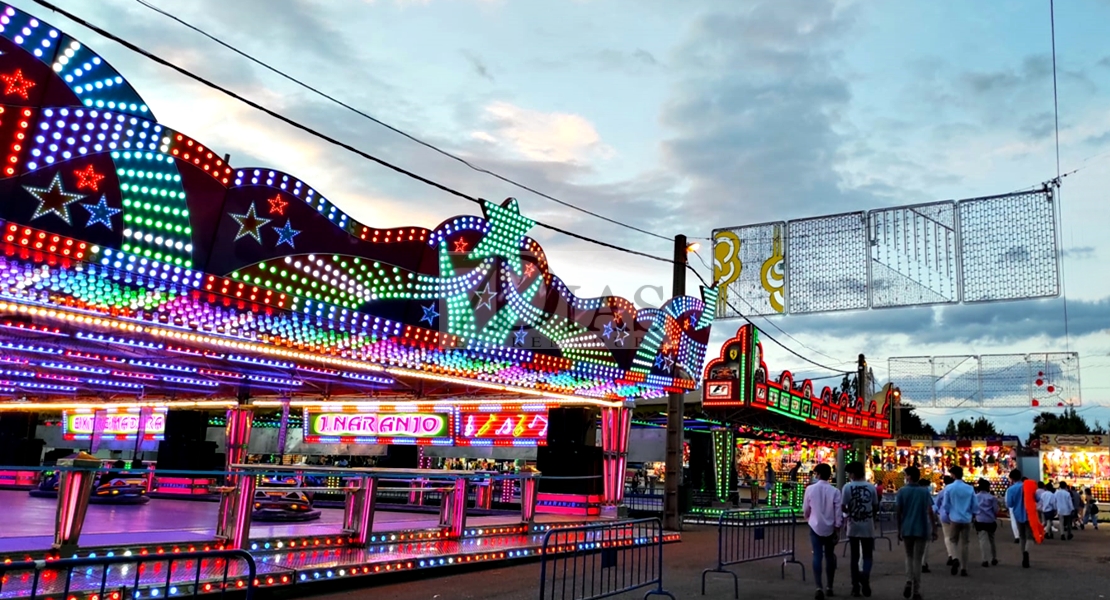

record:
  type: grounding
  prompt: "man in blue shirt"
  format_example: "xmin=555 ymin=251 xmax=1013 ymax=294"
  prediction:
xmin=897 ymin=466 xmax=938 ymax=600
xmin=1004 ymin=469 xmax=1033 ymax=568
xmin=939 ymin=466 xmax=975 ymax=577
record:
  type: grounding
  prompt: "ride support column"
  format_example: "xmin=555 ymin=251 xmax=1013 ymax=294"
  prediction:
xmin=600 ymin=405 xmax=632 ymax=505
xmin=520 ymin=473 xmax=539 ymax=523
xmin=343 ymin=474 xmax=378 ymax=546
xmin=52 ymin=456 xmax=100 ymax=552
xmin=216 ymin=407 xmax=255 ymax=549
xmin=439 ymin=477 xmax=468 ymax=538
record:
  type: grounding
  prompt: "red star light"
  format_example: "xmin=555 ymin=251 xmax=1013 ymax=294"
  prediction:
xmin=1 ymin=69 xmax=35 ymax=99
xmin=524 ymin=263 xmax=536 ymax=277
xmin=267 ymin=194 xmax=288 ymax=216
xmin=73 ymin=165 xmax=105 ymax=191
xmin=453 ymin=238 xmax=469 ymax=253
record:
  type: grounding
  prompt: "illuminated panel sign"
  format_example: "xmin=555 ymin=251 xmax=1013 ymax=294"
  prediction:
xmin=63 ymin=407 xmax=167 ymax=441
xmin=456 ymin=407 xmax=549 ymax=447
xmin=704 ymin=324 xmax=891 ymax=438
xmin=303 ymin=407 xmax=454 ymax=445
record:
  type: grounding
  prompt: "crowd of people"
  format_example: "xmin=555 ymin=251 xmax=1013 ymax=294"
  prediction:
xmin=802 ymin=461 xmax=1101 ymax=600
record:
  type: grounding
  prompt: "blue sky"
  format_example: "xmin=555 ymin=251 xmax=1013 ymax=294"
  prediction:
xmin=13 ymin=0 xmax=1110 ymax=435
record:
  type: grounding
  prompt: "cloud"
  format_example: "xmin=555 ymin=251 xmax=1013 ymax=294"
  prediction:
xmin=461 ymin=50 xmax=494 ymax=82
xmin=471 ymin=101 xmax=615 ymax=163
xmin=1062 ymin=246 xmax=1096 ymax=260
xmin=660 ymin=1 xmax=869 ymax=224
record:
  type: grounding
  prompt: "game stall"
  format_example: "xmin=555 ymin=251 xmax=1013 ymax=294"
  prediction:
xmin=872 ymin=436 xmax=1020 ymax=493
xmin=1039 ymin=434 xmax=1110 ymax=501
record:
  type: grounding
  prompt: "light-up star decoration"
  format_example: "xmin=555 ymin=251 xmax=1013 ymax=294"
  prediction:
xmin=230 ymin=202 xmax=271 ymax=243
xmin=24 ymin=173 xmax=85 ymax=225
xmin=273 ymin=219 xmax=300 ymax=248
xmin=453 ymin=238 xmax=469 ymax=253
xmin=602 ymin=322 xmax=614 ymax=339
xmin=73 ymin=165 xmax=105 ymax=191
xmin=81 ymin=195 xmax=120 ymax=229
xmin=614 ymin=322 xmax=630 ymax=346
xmin=513 ymin=325 xmax=528 ymax=346
xmin=475 ymin=282 xmax=496 ymax=311
xmin=267 ymin=194 xmax=288 ymax=216
xmin=1 ymin=68 xmax=35 ymax=99
xmin=468 ymin=198 xmax=534 ymax=276
xmin=420 ymin=303 xmax=439 ymax=325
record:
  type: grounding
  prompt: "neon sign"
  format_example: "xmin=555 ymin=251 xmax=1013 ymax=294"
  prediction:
xmin=303 ymin=408 xmax=454 ymax=444
xmin=63 ymin=408 xmax=167 ymax=440
xmin=456 ymin=408 xmax=549 ymax=446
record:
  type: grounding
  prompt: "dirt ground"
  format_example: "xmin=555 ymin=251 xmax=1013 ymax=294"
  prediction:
xmin=304 ymin=521 xmax=1110 ymax=600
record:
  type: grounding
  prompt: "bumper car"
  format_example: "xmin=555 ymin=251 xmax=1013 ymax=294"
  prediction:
xmin=30 ymin=472 xmax=150 ymax=504
xmin=252 ymin=476 xmax=321 ymax=522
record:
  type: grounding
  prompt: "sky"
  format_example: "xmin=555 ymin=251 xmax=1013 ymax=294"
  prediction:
xmin=11 ymin=0 xmax=1110 ymax=437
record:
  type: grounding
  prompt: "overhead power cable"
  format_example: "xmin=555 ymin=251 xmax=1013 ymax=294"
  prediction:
xmin=132 ymin=0 xmax=672 ymax=244
xmin=31 ymin=0 xmax=677 ymax=266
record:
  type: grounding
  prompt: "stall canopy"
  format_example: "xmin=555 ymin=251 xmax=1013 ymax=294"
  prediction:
xmin=0 ymin=3 xmax=717 ymax=410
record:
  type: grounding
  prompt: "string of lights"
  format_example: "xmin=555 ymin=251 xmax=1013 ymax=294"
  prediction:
xmin=29 ymin=0 xmax=678 ymax=268
xmin=132 ymin=0 xmax=673 ymax=244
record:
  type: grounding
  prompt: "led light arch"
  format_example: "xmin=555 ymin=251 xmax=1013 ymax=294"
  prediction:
xmin=0 ymin=2 xmax=716 ymax=403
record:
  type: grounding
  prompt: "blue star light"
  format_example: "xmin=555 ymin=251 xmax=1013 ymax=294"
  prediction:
xmin=513 ymin=325 xmax=528 ymax=346
xmin=273 ymin=219 xmax=301 ymax=248
xmin=81 ymin=195 xmax=120 ymax=229
xmin=602 ymin=322 xmax=614 ymax=339
xmin=654 ymin=354 xmax=666 ymax=368
xmin=420 ymin=303 xmax=439 ymax=325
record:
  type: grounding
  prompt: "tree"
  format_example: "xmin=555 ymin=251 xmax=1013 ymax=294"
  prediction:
xmin=944 ymin=418 xmax=957 ymax=436
xmin=1030 ymin=407 xmax=1096 ymax=441
xmin=898 ymin=403 xmax=937 ymax=436
xmin=954 ymin=416 xmax=999 ymax=438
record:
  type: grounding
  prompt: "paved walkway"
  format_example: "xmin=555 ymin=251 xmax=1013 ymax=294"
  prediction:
xmin=311 ymin=522 xmax=1110 ymax=599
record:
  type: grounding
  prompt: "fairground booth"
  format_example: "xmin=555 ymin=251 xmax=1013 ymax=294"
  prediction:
xmin=871 ymin=436 xmax=1020 ymax=494
xmin=1038 ymin=434 xmax=1110 ymax=501
xmin=0 ymin=2 xmax=716 ymax=572
xmin=699 ymin=324 xmax=893 ymax=509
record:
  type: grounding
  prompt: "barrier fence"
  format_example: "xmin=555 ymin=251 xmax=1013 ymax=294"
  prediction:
xmin=538 ymin=518 xmax=673 ymax=600
xmin=0 ymin=550 xmax=257 ymax=600
xmin=701 ymin=508 xmax=804 ymax=599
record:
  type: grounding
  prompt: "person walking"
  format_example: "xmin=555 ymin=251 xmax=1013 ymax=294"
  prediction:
xmin=1054 ymin=482 xmax=1075 ymax=540
xmin=1041 ymin=482 xmax=1058 ymax=539
xmin=1068 ymin=483 xmax=1082 ymax=533
xmin=1005 ymin=469 xmax=1034 ymax=568
xmin=765 ymin=460 xmax=777 ymax=506
xmin=1080 ymin=487 xmax=1100 ymax=530
xmin=897 ymin=466 xmax=939 ymax=600
xmin=973 ymin=478 xmax=999 ymax=567
xmin=803 ymin=463 xmax=842 ymax=600
xmin=939 ymin=466 xmax=975 ymax=577
xmin=842 ymin=461 xmax=878 ymax=597
xmin=935 ymin=475 xmax=955 ymax=568
xmin=918 ymin=478 xmax=934 ymax=573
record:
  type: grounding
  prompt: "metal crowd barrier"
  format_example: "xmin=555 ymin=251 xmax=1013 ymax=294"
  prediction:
xmin=538 ymin=518 xmax=673 ymax=600
xmin=0 ymin=550 xmax=256 ymax=600
xmin=701 ymin=508 xmax=805 ymax=599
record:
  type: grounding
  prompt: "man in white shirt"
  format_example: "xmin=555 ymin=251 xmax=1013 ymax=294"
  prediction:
xmin=803 ymin=463 xmax=842 ymax=600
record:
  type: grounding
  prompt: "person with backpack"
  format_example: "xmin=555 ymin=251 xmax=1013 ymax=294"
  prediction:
xmin=842 ymin=461 xmax=879 ymax=597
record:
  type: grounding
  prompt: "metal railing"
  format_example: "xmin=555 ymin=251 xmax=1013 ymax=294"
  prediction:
xmin=538 ymin=518 xmax=673 ymax=600
xmin=701 ymin=508 xmax=805 ymax=599
xmin=0 ymin=550 xmax=257 ymax=600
